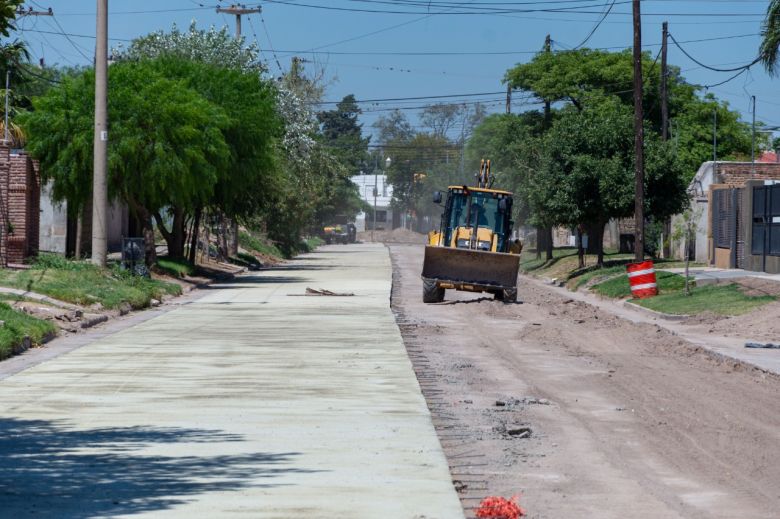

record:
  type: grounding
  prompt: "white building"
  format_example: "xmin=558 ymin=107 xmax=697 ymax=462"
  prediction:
xmin=351 ymin=173 xmax=394 ymax=232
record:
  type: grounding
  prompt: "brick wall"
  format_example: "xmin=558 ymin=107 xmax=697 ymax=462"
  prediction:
xmin=0 ymin=145 xmax=41 ymax=266
xmin=716 ymin=163 xmax=780 ymax=187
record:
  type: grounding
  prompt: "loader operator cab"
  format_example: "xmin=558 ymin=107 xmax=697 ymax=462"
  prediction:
xmin=439 ymin=187 xmax=513 ymax=253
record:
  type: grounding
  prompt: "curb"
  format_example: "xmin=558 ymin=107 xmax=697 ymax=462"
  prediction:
xmin=623 ymin=300 xmax=689 ymax=321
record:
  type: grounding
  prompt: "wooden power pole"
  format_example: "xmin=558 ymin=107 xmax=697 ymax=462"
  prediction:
xmin=541 ymin=33 xmax=553 ymax=261
xmin=92 ymin=0 xmax=108 ymax=266
xmin=217 ymin=4 xmax=261 ymax=39
xmin=216 ymin=4 xmax=261 ymax=257
xmin=632 ymin=0 xmax=645 ymax=262
xmin=660 ymin=21 xmax=671 ymax=258
xmin=661 ymin=22 xmax=669 ymax=142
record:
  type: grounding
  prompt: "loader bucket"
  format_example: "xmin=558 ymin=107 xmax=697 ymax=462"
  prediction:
xmin=421 ymin=246 xmax=520 ymax=289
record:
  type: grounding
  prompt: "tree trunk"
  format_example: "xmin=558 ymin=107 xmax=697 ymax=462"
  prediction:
xmin=189 ymin=206 xmax=202 ymax=265
xmin=545 ymin=226 xmax=554 ymax=261
xmin=143 ymin=216 xmax=156 ymax=266
xmin=153 ymin=207 xmax=187 ymax=259
xmin=592 ymin=220 xmax=607 ymax=267
xmin=229 ymin=219 xmax=239 ymax=257
xmin=535 ymin=226 xmax=542 ymax=260
xmin=577 ymin=226 xmax=585 ymax=269
xmin=220 ymin=214 xmax=229 ymax=261
xmin=75 ymin=214 xmax=83 ymax=260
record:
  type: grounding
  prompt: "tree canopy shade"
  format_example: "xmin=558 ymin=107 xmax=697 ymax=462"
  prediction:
xmin=20 ymin=57 xmax=281 ymax=259
xmin=505 ymin=48 xmax=754 ymax=177
xmin=761 ymin=0 xmax=780 ymax=76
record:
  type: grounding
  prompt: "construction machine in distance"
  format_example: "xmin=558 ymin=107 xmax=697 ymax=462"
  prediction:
xmin=421 ymin=159 xmax=522 ymax=303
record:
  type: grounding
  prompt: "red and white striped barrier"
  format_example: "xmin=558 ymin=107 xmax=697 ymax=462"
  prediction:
xmin=626 ymin=261 xmax=658 ymax=299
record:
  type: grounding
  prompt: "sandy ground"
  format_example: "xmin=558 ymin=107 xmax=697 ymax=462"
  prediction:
xmin=389 ymin=243 xmax=780 ymax=519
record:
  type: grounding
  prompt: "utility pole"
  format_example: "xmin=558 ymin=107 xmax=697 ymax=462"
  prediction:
xmin=713 ymin=109 xmax=718 ymax=163
xmin=91 ymin=0 xmax=108 ymax=266
xmin=540 ymin=33 xmax=552 ymax=261
xmin=660 ymin=22 xmax=669 ymax=141
xmin=217 ymin=4 xmax=261 ymax=39
xmin=217 ymin=4 xmax=261 ymax=256
xmin=660 ymin=21 xmax=670 ymax=258
xmin=751 ymin=95 xmax=757 ymax=178
xmin=543 ymin=34 xmax=552 ymax=128
xmin=505 ymin=84 xmax=512 ymax=114
xmin=632 ymin=0 xmax=645 ymax=263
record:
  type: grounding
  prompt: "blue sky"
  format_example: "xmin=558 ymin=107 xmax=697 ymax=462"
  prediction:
xmin=13 ymin=1 xmax=780 ymax=142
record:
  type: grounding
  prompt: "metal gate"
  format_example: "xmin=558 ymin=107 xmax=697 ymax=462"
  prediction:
xmin=752 ymin=184 xmax=780 ymax=272
xmin=712 ymin=188 xmax=743 ymax=268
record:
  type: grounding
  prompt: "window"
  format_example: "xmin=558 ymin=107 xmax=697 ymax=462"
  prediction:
xmin=375 ymin=210 xmax=387 ymax=223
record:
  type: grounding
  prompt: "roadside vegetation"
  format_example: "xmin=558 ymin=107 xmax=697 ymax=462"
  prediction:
xmin=0 ymin=254 xmax=180 ymax=310
xmin=636 ymin=284 xmax=776 ymax=316
xmin=587 ymin=270 xmax=776 ymax=316
xmin=0 ymin=302 xmax=57 ymax=361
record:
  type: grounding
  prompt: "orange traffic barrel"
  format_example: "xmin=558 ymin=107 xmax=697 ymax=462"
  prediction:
xmin=626 ymin=260 xmax=658 ymax=299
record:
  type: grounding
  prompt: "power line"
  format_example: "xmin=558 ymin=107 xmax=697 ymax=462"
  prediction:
xmin=256 ymin=13 xmax=283 ymax=72
xmin=668 ymin=32 xmax=761 ymax=72
xmin=264 ymin=0 xmax=766 ymax=17
xmin=317 ymin=90 xmax=514 ymax=105
xmin=573 ymin=0 xmax=615 ymax=49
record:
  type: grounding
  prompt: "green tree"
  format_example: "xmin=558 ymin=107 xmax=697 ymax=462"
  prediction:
xmin=21 ymin=57 xmax=282 ymax=260
xmin=506 ymin=48 xmax=753 ymax=175
xmin=539 ymin=96 xmax=687 ymax=265
xmin=761 ymin=0 xmax=780 ymax=75
xmin=318 ymin=94 xmax=370 ymax=175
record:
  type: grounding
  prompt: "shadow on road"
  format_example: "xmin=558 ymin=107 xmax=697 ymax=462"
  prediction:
xmin=0 ymin=418 xmax=315 ymax=518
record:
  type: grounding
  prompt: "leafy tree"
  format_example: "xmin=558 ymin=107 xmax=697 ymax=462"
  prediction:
xmin=538 ymin=96 xmax=687 ymax=265
xmin=761 ymin=0 xmax=780 ymax=75
xmin=21 ymin=57 xmax=281 ymax=260
xmin=506 ymin=48 xmax=753 ymax=175
xmin=116 ymin=22 xmax=263 ymax=73
xmin=318 ymin=94 xmax=370 ymax=175
xmin=373 ymin=109 xmax=414 ymax=145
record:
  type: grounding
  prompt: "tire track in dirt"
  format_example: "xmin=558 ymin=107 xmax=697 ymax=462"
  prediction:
xmin=390 ymin=244 xmax=780 ymax=519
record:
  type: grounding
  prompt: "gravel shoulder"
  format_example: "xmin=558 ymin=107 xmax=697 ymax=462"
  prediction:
xmin=390 ymin=243 xmax=780 ymax=519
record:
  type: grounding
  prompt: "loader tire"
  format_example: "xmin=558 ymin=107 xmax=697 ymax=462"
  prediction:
xmin=501 ymin=287 xmax=517 ymax=303
xmin=422 ymin=279 xmax=445 ymax=303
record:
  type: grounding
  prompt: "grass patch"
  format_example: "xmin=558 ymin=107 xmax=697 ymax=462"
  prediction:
xmin=239 ymin=231 xmax=285 ymax=259
xmin=636 ymin=284 xmax=775 ymax=316
xmin=0 ymin=254 xmax=181 ymax=309
xmin=155 ymin=257 xmax=195 ymax=278
xmin=519 ymin=247 xmax=579 ymax=273
xmin=302 ymin=236 xmax=324 ymax=251
xmin=591 ymin=271 xmax=691 ymax=299
xmin=567 ymin=264 xmax=628 ymax=291
xmin=0 ymin=302 xmax=57 ymax=360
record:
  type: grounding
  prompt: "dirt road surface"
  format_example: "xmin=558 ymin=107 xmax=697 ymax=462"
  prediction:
xmin=390 ymin=243 xmax=780 ymax=519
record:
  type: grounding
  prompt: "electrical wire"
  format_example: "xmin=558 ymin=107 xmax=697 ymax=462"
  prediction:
xmin=256 ymin=13 xmax=284 ymax=72
xmin=573 ymin=0 xmax=615 ymax=49
xmin=669 ymin=32 xmax=760 ymax=72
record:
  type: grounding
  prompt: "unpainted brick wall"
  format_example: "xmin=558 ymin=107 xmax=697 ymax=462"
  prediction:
xmin=0 ymin=145 xmax=41 ymax=266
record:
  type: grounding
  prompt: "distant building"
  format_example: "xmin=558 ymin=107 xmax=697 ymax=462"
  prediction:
xmin=351 ymin=173 xmax=395 ymax=232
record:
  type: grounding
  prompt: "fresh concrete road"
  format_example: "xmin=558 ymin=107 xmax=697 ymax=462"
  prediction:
xmin=0 ymin=244 xmax=463 ymax=519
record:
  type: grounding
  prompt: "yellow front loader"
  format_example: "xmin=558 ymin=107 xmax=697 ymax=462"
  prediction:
xmin=421 ymin=160 xmax=521 ymax=303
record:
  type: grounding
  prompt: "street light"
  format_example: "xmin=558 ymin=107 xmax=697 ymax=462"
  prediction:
xmin=372 ymin=157 xmax=391 ymax=242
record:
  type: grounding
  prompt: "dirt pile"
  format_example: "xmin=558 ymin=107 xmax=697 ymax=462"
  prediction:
xmin=358 ymin=227 xmax=426 ymax=244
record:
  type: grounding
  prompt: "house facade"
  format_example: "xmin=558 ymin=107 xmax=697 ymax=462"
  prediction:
xmin=674 ymin=161 xmax=780 ymax=273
